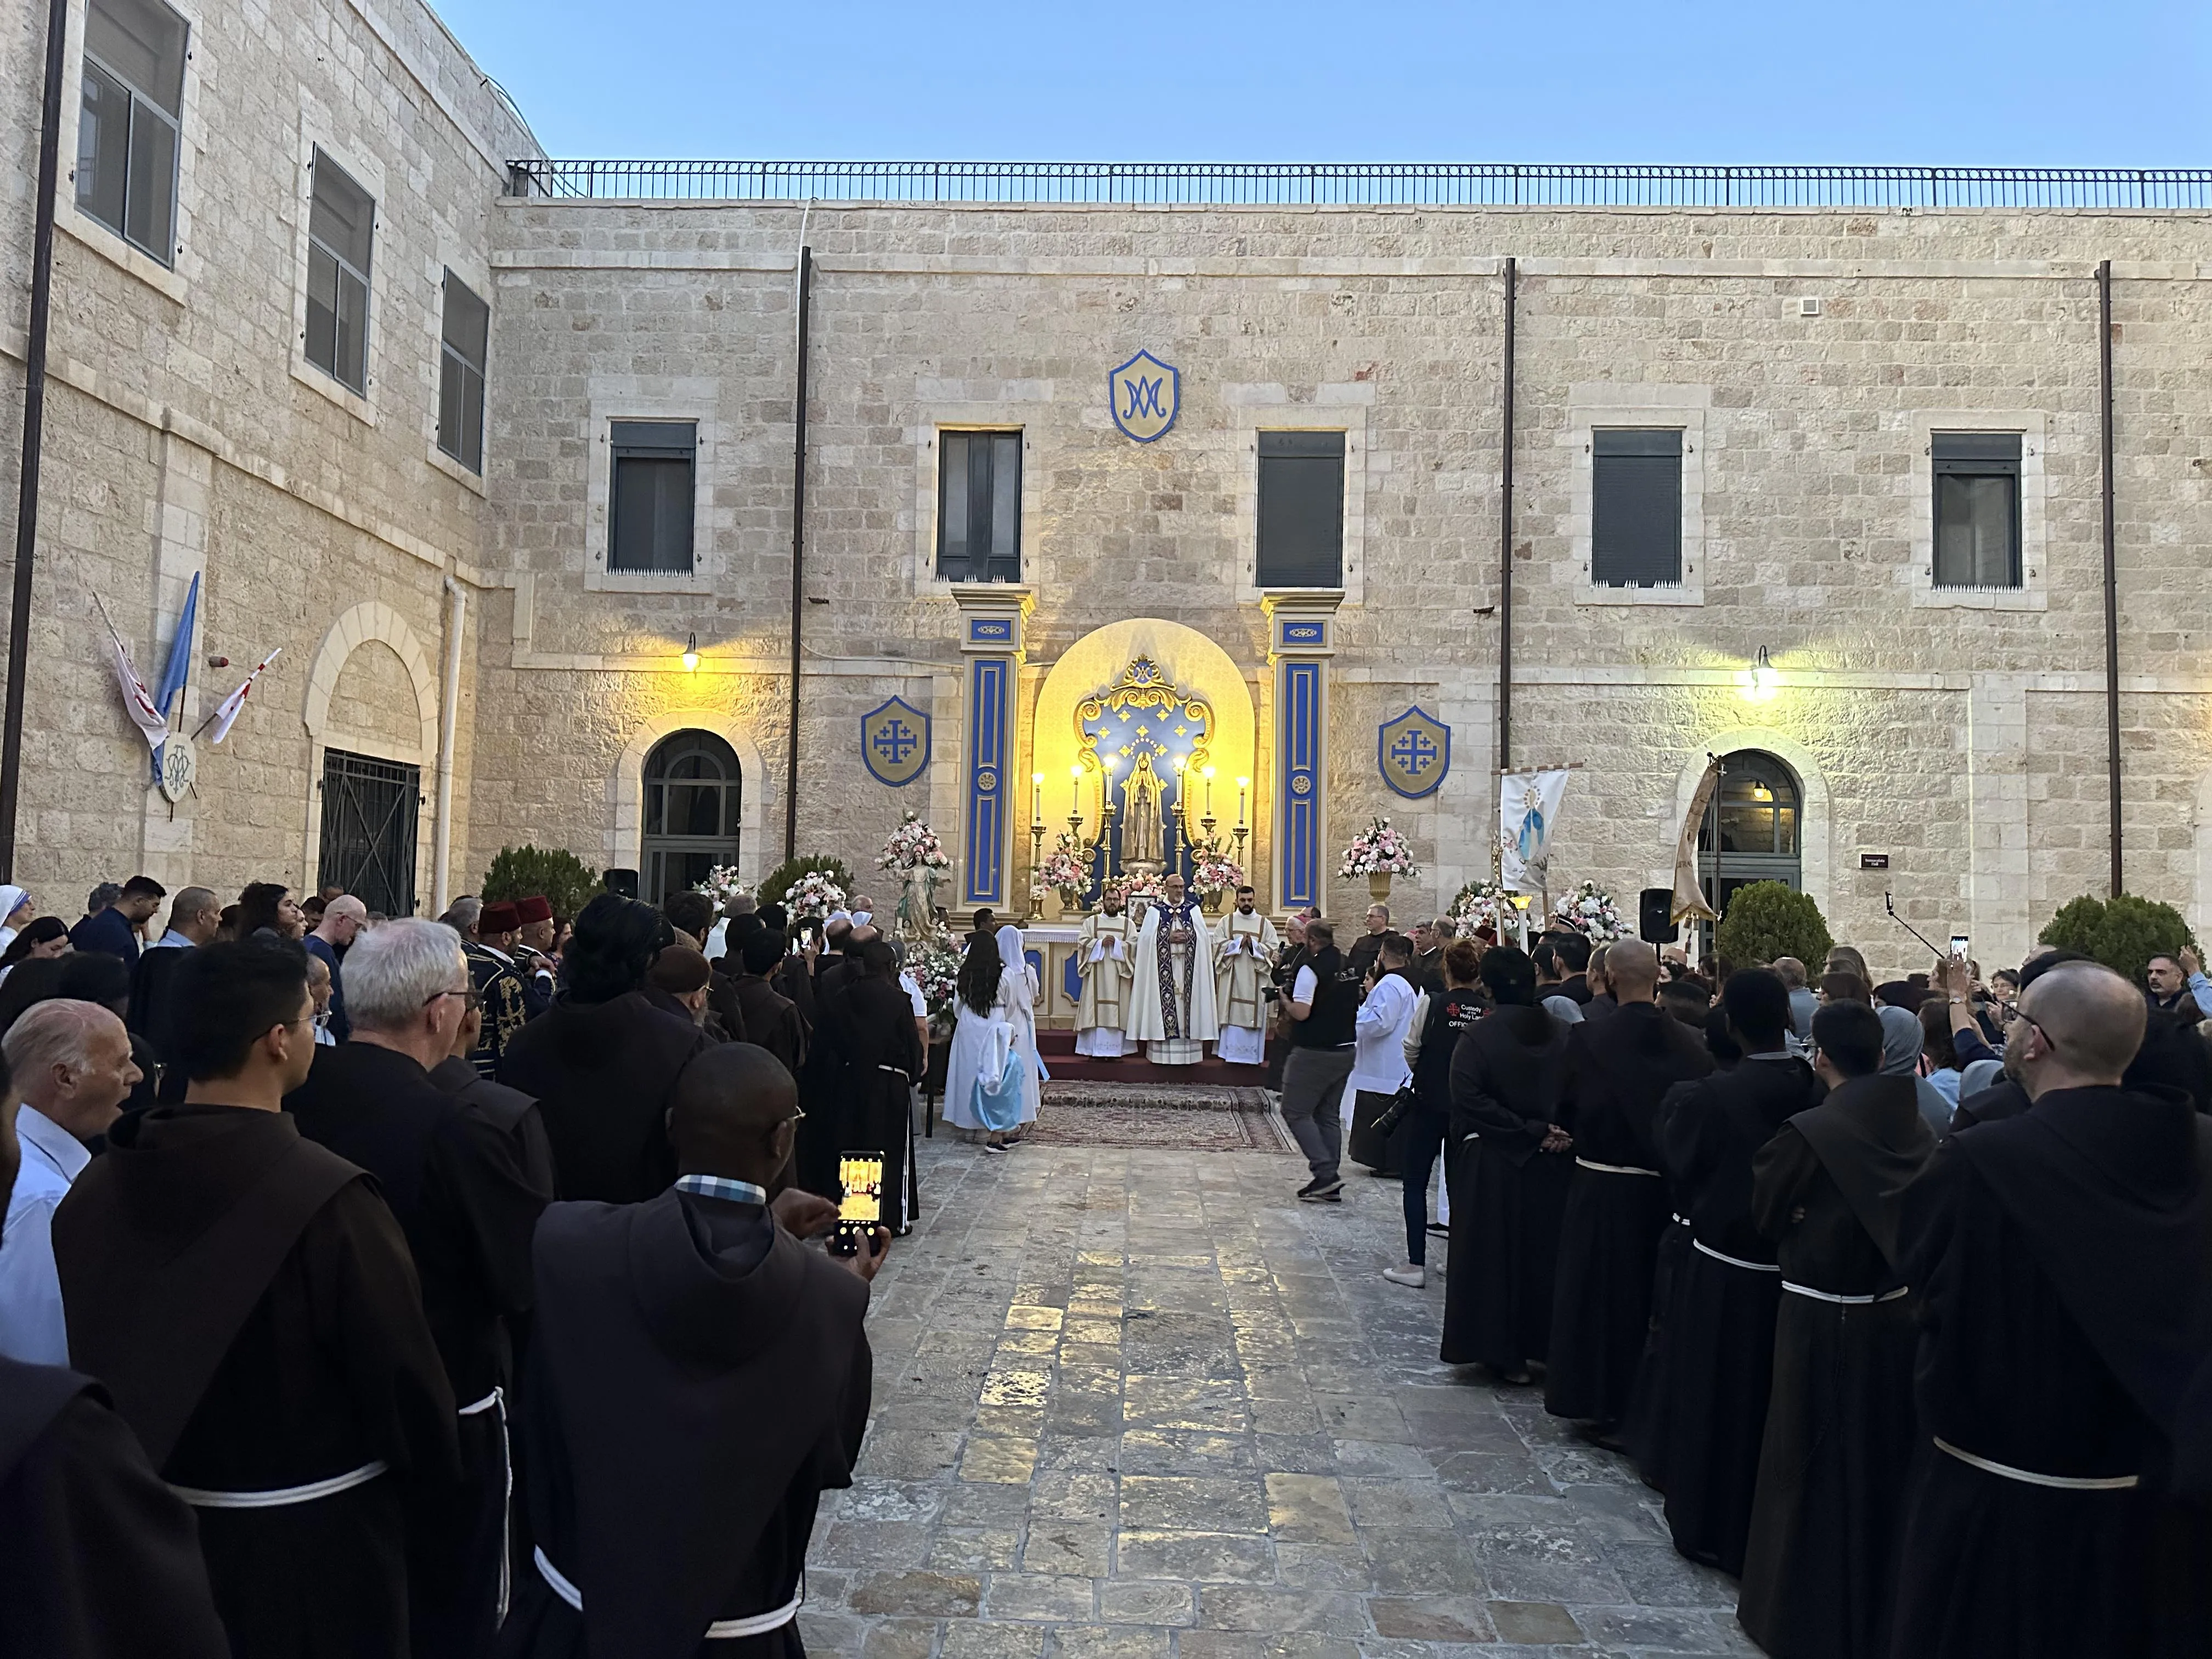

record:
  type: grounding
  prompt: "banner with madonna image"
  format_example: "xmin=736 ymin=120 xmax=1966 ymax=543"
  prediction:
xmin=1499 ymin=768 xmax=1572 ymax=898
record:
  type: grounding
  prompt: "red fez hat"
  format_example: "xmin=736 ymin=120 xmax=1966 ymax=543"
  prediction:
xmin=478 ymin=900 xmax=523 ymax=934
xmin=515 ymin=895 xmax=553 ymax=925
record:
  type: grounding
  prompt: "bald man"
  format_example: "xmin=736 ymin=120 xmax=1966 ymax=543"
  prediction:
xmin=504 ymin=1043 xmax=882 ymax=1659
xmin=1892 ymin=962 xmax=2212 ymax=1658
xmin=303 ymin=894 xmax=368 ymax=1041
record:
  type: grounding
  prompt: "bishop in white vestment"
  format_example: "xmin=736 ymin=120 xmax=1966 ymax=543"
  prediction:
xmin=1212 ymin=886 xmax=1279 ymax=1066
xmin=1127 ymin=874 xmax=1220 ymax=1065
xmin=1074 ymin=894 xmax=1138 ymax=1057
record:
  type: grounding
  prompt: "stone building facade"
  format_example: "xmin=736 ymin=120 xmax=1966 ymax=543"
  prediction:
xmin=5 ymin=0 xmax=2211 ymax=974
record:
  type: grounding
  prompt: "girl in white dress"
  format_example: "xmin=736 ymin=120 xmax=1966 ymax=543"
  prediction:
xmin=944 ymin=929 xmax=1015 ymax=1149
xmin=994 ymin=923 xmax=1043 ymax=1132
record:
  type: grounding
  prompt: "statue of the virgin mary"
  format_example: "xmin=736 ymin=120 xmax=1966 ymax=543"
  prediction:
xmin=1122 ymin=751 xmax=1165 ymax=868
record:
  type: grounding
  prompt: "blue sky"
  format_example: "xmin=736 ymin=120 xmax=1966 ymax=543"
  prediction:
xmin=432 ymin=0 xmax=2208 ymax=165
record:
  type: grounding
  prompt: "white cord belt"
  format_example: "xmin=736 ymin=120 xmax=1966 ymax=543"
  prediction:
xmin=459 ymin=1386 xmax=503 ymax=1415
xmin=1575 ymin=1157 xmax=1661 ymax=1177
xmin=1782 ymin=1282 xmax=1910 ymax=1305
xmin=1933 ymin=1437 xmax=2140 ymax=1491
xmin=1694 ymin=1239 xmax=1780 ymax=1273
xmin=170 ymin=1459 xmax=387 ymax=1509
xmin=534 ymin=1548 xmax=805 ymax=1638
xmin=459 ymin=1386 xmax=511 ymax=1620
xmin=1670 ymin=1213 xmax=1689 ymax=1227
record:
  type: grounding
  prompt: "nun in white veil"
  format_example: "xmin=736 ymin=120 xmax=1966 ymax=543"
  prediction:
xmin=0 ymin=885 xmax=31 ymax=953
xmin=995 ymin=923 xmax=1043 ymax=1128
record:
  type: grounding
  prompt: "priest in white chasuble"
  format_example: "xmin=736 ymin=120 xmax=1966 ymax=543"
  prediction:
xmin=1128 ymin=873 xmax=1220 ymax=1065
xmin=1212 ymin=885 xmax=1278 ymax=1066
xmin=1074 ymin=891 xmax=1138 ymax=1058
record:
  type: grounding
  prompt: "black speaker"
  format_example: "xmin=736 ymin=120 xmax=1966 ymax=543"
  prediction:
xmin=1639 ymin=888 xmax=1679 ymax=945
xmin=602 ymin=867 xmax=639 ymax=900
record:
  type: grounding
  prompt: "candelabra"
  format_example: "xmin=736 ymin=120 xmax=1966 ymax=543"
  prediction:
xmin=1232 ymin=774 xmax=1250 ymax=876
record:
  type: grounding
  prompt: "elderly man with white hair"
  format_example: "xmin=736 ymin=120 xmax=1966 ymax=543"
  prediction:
xmin=0 ymin=1000 xmax=142 ymax=1363
xmin=286 ymin=918 xmax=551 ymax=1656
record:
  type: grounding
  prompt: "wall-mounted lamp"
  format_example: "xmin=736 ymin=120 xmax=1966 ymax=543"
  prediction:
xmin=1742 ymin=644 xmax=1779 ymax=702
xmin=681 ymin=631 xmax=699 ymax=673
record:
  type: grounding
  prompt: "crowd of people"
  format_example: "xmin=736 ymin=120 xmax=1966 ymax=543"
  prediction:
xmin=0 ymin=872 xmax=919 ymax=1658
xmin=1265 ymin=911 xmax=2210 ymax=1659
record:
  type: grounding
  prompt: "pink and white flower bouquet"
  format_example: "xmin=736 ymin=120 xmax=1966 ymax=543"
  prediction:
xmin=1338 ymin=816 xmax=1419 ymax=879
xmin=876 ymin=810 xmax=950 ymax=873
xmin=1552 ymin=881 xmax=1626 ymax=943
xmin=1039 ymin=833 xmax=1090 ymax=893
xmin=783 ymin=869 xmax=848 ymax=921
xmin=1449 ymin=879 xmax=1514 ymax=934
xmin=693 ymin=865 xmax=751 ymax=915
xmin=1189 ymin=838 xmax=1246 ymax=899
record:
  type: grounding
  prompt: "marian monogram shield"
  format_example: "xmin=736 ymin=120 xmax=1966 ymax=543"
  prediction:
xmin=861 ymin=696 xmax=930 ymax=787
xmin=1378 ymin=707 xmax=1451 ymax=800
xmin=1109 ymin=350 xmax=1180 ymax=443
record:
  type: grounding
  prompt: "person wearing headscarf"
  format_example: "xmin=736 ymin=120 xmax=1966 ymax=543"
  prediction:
xmin=1876 ymin=1003 xmax=1952 ymax=1132
xmin=943 ymin=930 xmax=1018 ymax=1152
xmin=991 ymin=924 xmax=1041 ymax=1132
xmin=0 ymin=886 xmax=36 ymax=953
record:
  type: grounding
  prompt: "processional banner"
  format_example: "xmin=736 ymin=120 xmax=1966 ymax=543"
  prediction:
xmin=1499 ymin=768 xmax=1571 ymax=897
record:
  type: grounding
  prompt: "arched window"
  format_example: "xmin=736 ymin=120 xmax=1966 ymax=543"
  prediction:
xmin=641 ymin=730 xmax=741 ymax=906
xmin=1697 ymin=749 xmax=1802 ymax=916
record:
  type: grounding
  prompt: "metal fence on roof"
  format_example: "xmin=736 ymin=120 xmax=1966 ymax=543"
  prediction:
xmin=504 ymin=160 xmax=2212 ymax=210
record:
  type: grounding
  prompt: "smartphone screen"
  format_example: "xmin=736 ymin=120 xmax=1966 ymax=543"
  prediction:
xmin=832 ymin=1154 xmax=884 ymax=1256
xmin=1949 ymin=935 xmax=1971 ymax=960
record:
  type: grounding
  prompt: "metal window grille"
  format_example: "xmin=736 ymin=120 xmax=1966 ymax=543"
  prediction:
xmin=503 ymin=160 xmax=2212 ymax=210
xmin=318 ymin=749 xmax=420 ymax=917
xmin=306 ymin=150 xmax=374 ymax=393
xmin=1591 ymin=430 xmax=1683 ymax=588
xmin=1256 ymin=431 xmax=1345 ymax=588
xmin=608 ymin=420 xmax=697 ymax=573
xmin=1932 ymin=432 xmax=2023 ymax=589
xmin=76 ymin=0 xmax=187 ymax=264
xmin=438 ymin=272 xmax=489 ymax=472
xmin=936 ymin=432 xmax=1022 ymax=582
xmin=1696 ymin=751 xmax=1804 ymax=921
xmin=641 ymin=731 xmax=741 ymax=904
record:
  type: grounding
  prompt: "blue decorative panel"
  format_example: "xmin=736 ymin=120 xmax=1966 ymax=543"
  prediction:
xmin=963 ymin=657 xmax=1009 ymax=905
xmin=1062 ymin=952 xmax=1084 ymax=1006
xmin=1278 ymin=618 xmax=1326 ymax=648
xmin=967 ymin=617 xmax=1013 ymax=644
xmin=1278 ymin=659 xmax=1323 ymax=910
xmin=860 ymin=696 xmax=930 ymax=787
xmin=1378 ymin=706 xmax=1450 ymax=800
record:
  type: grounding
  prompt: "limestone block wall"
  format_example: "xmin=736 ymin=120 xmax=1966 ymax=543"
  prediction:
xmin=477 ymin=199 xmax=2212 ymax=969
xmin=0 ymin=0 xmax=537 ymax=912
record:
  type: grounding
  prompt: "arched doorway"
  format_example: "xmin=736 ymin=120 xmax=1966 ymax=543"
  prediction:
xmin=1697 ymin=749 xmax=1803 ymax=916
xmin=641 ymin=730 xmax=741 ymax=904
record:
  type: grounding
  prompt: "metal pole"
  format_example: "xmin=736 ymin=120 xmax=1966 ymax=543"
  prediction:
xmin=1497 ymin=257 xmax=1516 ymax=778
xmin=2098 ymin=258 xmax=2123 ymax=895
xmin=783 ymin=245 xmax=812 ymax=861
xmin=0 ymin=0 xmax=69 ymax=881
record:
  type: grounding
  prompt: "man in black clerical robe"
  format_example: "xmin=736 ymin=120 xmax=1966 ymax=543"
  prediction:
xmin=287 ymin=919 xmax=553 ymax=1657
xmin=823 ymin=938 xmax=926 ymax=1234
xmin=1891 ymin=961 xmax=2212 ymax=1659
xmin=1440 ymin=945 xmax=1572 ymax=1380
xmin=502 ymin=1042 xmax=880 ymax=1659
xmin=1645 ymin=969 xmax=1821 ymax=1575
xmin=53 ymin=940 xmax=459 ymax=1659
xmin=734 ymin=928 xmax=809 ymax=1081
xmin=1545 ymin=941 xmax=1713 ymax=1433
xmin=0 ymin=1068 xmax=229 ymax=1659
xmin=1736 ymin=1000 xmax=1934 ymax=1659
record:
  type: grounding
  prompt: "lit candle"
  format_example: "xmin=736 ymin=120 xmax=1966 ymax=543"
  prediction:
xmin=1202 ymin=764 xmax=1216 ymax=817
xmin=1235 ymin=775 xmax=1250 ymax=828
xmin=1069 ymin=763 xmax=1082 ymax=818
xmin=1031 ymin=771 xmax=1043 ymax=827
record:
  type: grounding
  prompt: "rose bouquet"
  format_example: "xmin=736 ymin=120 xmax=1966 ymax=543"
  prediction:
xmin=877 ymin=810 xmax=950 ymax=873
xmin=693 ymin=865 xmax=751 ymax=915
xmin=907 ymin=936 xmax=963 ymax=1034
xmin=1449 ymin=879 xmax=1515 ymax=934
xmin=1102 ymin=872 xmax=1159 ymax=910
xmin=1551 ymin=881 xmax=1626 ymax=943
xmin=1189 ymin=838 xmax=1245 ymax=899
xmin=783 ymin=869 xmax=848 ymax=921
xmin=1338 ymin=816 xmax=1419 ymax=879
xmin=1039 ymin=833 xmax=1090 ymax=894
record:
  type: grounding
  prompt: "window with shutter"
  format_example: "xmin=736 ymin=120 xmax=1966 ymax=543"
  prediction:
xmin=305 ymin=150 xmax=374 ymax=394
xmin=936 ymin=431 xmax=1022 ymax=582
xmin=1932 ymin=432 xmax=2022 ymax=588
xmin=1591 ymin=429 xmax=1683 ymax=587
xmin=76 ymin=0 xmax=187 ymax=265
xmin=608 ymin=421 xmax=697 ymax=573
xmin=1256 ymin=431 xmax=1345 ymax=588
xmin=438 ymin=273 xmax=489 ymax=473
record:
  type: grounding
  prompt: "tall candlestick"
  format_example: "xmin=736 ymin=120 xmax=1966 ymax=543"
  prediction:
xmin=1031 ymin=771 xmax=1044 ymax=829
xmin=1069 ymin=764 xmax=1082 ymax=820
xmin=1235 ymin=775 xmax=1249 ymax=829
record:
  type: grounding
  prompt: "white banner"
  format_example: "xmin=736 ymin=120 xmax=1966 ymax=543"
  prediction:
xmin=1499 ymin=769 xmax=1571 ymax=896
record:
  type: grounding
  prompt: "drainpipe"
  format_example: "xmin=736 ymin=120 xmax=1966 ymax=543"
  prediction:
xmin=0 ymin=0 xmax=70 ymax=881
xmin=2098 ymin=258 xmax=2122 ymax=896
xmin=783 ymin=240 xmax=812 ymax=859
xmin=432 ymin=574 xmax=466 ymax=912
xmin=1497 ymin=257 xmax=1517 ymax=775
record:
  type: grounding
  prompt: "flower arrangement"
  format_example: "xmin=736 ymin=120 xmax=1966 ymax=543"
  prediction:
xmin=876 ymin=810 xmax=950 ymax=873
xmin=693 ymin=865 xmax=752 ymax=915
xmin=1338 ymin=816 xmax=1419 ymax=879
xmin=1551 ymin=881 xmax=1626 ymax=943
xmin=1038 ymin=832 xmax=1090 ymax=894
xmin=906 ymin=936 xmax=963 ymax=1033
xmin=1189 ymin=837 xmax=1246 ymax=899
xmin=782 ymin=869 xmax=848 ymax=922
xmin=1449 ymin=879 xmax=1515 ymax=934
xmin=1101 ymin=872 xmax=1160 ymax=909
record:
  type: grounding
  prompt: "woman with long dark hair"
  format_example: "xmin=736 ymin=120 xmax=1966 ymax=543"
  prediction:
xmin=942 ymin=929 xmax=1017 ymax=1151
xmin=0 ymin=916 xmax=69 ymax=986
xmin=1440 ymin=944 xmax=1574 ymax=1383
xmin=235 ymin=882 xmax=304 ymax=941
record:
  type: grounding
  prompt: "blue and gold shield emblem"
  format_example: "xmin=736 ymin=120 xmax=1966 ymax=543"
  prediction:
xmin=1109 ymin=349 xmax=1180 ymax=443
xmin=1378 ymin=707 xmax=1451 ymax=800
xmin=861 ymin=696 xmax=930 ymax=787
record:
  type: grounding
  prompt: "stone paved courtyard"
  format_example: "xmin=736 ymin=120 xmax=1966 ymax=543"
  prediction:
xmin=798 ymin=1135 xmax=1751 ymax=1659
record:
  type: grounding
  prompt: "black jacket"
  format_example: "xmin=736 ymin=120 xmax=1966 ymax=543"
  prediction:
xmin=1449 ymin=1003 xmax=1572 ymax=1165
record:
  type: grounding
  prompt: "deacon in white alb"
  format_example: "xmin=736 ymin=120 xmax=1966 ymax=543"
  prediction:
xmin=1074 ymin=890 xmax=1138 ymax=1058
xmin=1212 ymin=885 xmax=1278 ymax=1066
xmin=1127 ymin=873 xmax=1219 ymax=1066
